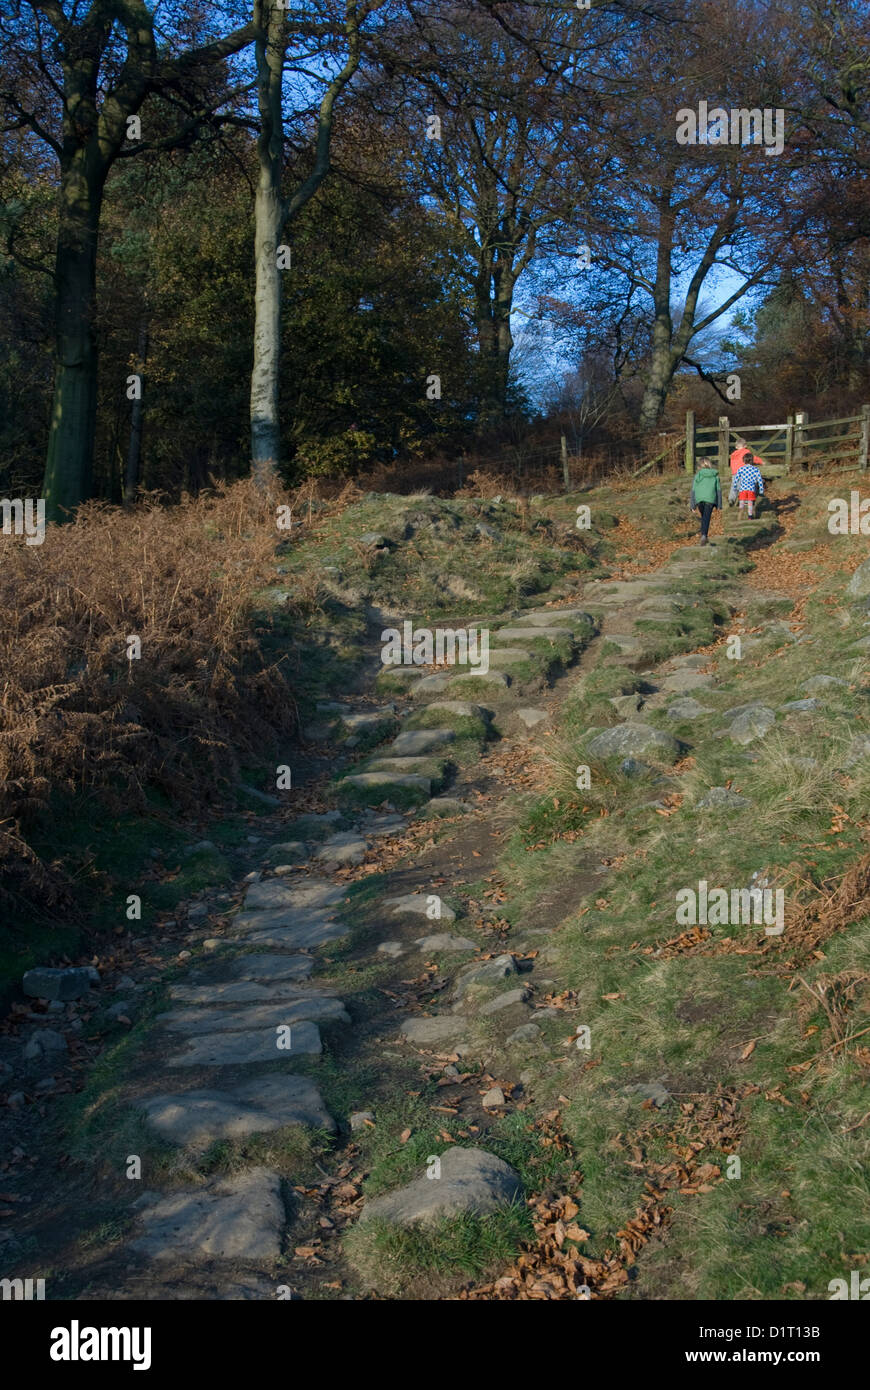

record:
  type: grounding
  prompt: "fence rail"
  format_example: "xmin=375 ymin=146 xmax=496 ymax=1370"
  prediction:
xmin=685 ymin=406 xmax=870 ymax=475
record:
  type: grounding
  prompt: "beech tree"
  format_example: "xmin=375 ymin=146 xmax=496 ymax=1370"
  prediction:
xmin=0 ymin=2 xmax=257 ymax=520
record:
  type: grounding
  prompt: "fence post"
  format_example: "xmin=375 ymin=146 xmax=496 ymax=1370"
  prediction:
xmin=794 ymin=411 xmax=808 ymax=469
xmin=684 ymin=411 xmax=695 ymax=472
xmin=717 ymin=415 xmax=729 ymax=472
xmin=784 ymin=414 xmax=794 ymax=474
xmin=860 ymin=405 xmax=870 ymax=471
xmin=561 ymin=434 xmax=569 ymax=491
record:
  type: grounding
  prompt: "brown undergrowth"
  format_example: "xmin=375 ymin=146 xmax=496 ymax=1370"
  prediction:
xmin=0 ymin=480 xmax=302 ymax=910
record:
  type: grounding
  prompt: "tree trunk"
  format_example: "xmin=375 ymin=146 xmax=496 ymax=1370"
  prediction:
xmin=250 ymin=2 xmax=286 ymax=487
xmin=125 ymin=321 xmax=149 ymax=502
xmin=43 ymin=155 xmax=103 ymax=522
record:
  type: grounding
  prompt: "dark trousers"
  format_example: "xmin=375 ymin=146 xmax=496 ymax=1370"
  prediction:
xmin=698 ymin=502 xmax=715 ymax=537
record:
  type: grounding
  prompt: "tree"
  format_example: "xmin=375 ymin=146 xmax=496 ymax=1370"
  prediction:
xmin=249 ymin=0 xmax=380 ymax=486
xmin=0 ymin=2 xmax=257 ymax=520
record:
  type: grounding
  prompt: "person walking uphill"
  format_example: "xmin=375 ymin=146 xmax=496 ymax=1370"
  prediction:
xmin=733 ymin=457 xmax=765 ymax=518
xmin=689 ymin=456 xmax=722 ymax=545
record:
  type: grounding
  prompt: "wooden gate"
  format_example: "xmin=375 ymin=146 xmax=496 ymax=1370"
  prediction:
xmin=684 ymin=406 xmax=870 ymax=475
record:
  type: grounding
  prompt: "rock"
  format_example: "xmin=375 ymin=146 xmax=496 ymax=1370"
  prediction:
xmin=411 ymin=675 xmax=453 ymax=696
xmin=22 ymin=966 xmax=94 ymax=1002
xmin=227 ymin=953 xmax=314 ymax=983
xmin=516 ymin=708 xmax=550 ymax=729
xmin=387 ymin=894 xmax=457 ymax=924
xmin=167 ymin=1021 xmax=322 ymax=1066
xmin=106 ymin=1000 xmax=135 ymax=1021
xmin=359 ymin=532 xmax=394 ymax=548
xmin=482 ymin=1086 xmax=506 ymax=1108
xmin=34 ymin=1077 xmax=56 ymax=1093
xmin=841 ymin=735 xmax=870 ymax=768
xmin=409 ymin=700 xmax=490 ymax=725
xmin=696 ymin=786 xmax=751 ymax=810
xmin=141 ymin=1075 xmax=334 ymax=1146
xmin=158 ymin=996 xmax=348 ymax=1035
xmin=846 ymin=557 xmax=870 ymax=598
xmin=131 ymin=1168 xmax=284 ymax=1261
xmin=721 ymin=704 xmax=776 ymax=745
xmin=476 ymin=522 xmax=500 ymax=541
xmin=660 ymin=669 xmax=714 ymax=694
xmin=171 ymin=979 xmax=317 ymax=1005
xmin=496 ymin=627 xmax=574 ymax=643
xmin=479 ymin=988 xmax=530 ymax=1016
xmin=450 ymin=671 xmax=510 ymax=690
xmin=587 ymin=724 xmax=683 ymax=763
xmin=377 ymin=941 xmax=406 ymax=958
xmin=507 ymin=1022 xmax=541 ymax=1044
xmin=625 ymin=1082 xmax=671 ymax=1109
xmin=184 ymin=841 xmax=217 ymax=856
xmin=518 ymin=608 xmax=596 ymax=628
xmin=187 ymin=904 xmax=208 ymax=923
xmin=23 ymin=1028 xmax=67 ymax=1059
xmin=338 ymin=772 xmax=431 ymax=799
xmin=7 ymin=1092 xmax=25 ymax=1108
xmin=350 ymin=1111 xmax=375 ymax=1132
xmin=415 ymin=933 xmax=478 ymax=952
xmin=359 ymin=1146 xmax=522 ymax=1228
xmin=618 ymin=756 xmax=652 ymax=779
xmin=244 ymin=879 xmax=345 ymax=912
xmin=611 ymin=693 xmax=644 ymax=717
xmin=399 ymin=1016 xmax=462 ymax=1045
xmin=235 ymin=913 xmax=348 ymax=951
xmin=262 ymin=841 xmax=308 ymax=866
xmin=454 ymin=954 xmax=517 ymax=999
xmin=779 ymin=698 xmax=821 ymax=713
xmin=801 ymin=675 xmax=847 ymax=694
xmin=485 ymin=647 xmax=536 ymax=667
xmin=314 ymin=832 xmax=368 ymax=867
xmin=667 ymin=697 xmax=713 ymax=721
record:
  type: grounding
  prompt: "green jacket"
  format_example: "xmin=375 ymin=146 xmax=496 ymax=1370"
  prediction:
xmin=691 ymin=466 xmax=722 ymax=508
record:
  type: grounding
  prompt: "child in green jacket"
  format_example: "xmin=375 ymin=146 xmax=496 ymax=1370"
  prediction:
xmin=689 ymin=458 xmax=722 ymax=546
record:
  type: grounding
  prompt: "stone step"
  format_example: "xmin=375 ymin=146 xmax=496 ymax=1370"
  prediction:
xmin=168 ymin=1020 xmax=322 ymax=1066
xmin=140 ymin=1075 xmax=335 ymax=1147
xmin=131 ymin=1168 xmax=284 ymax=1261
xmin=158 ymin=996 xmax=349 ymax=1034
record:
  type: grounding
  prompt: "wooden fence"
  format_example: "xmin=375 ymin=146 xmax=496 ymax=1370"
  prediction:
xmin=685 ymin=407 xmax=870 ymax=475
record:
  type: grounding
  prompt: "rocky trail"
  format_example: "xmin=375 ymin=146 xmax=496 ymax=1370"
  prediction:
xmin=4 ymin=488 xmax=869 ymax=1302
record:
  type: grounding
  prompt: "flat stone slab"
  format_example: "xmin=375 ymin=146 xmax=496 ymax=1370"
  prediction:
xmin=516 ymin=608 xmax=595 ymax=627
xmin=415 ymin=932 xmax=478 ymax=952
xmin=485 ymin=648 xmax=536 ymax=666
xmin=170 ymin=980 xmax=322 ymax=1005
xmin=131 ymin=1168 xmax=284 ymax=1261
xmin=140 ymin=1075 xmax=335 ymax=1146
xmin=386 ymin=893 xmax=456 ymax=924
xmin=22 ymin=966 xmax=95 ymax=1001
xmin=391 ymin=729 xmax=455 ymax=756
xmin=722 ymin=705 xmax=776 ymax=745
xmin=359 ymin=1146 xmax=522 ymax=1228
xmin=449 ymin=670 xmax=510 ymax=689
xmin=408 ymin=700 xmax=491 ymax=723
xmin=496 ymin=627 xmax=574 ymax=643
xmin=480 ymin=988 xmax=530 ymax=1016
xmin=339 ymin=772 xmax=431 ymax=794
xmin=696 ymin=786 xmax=751 ymax=810
xmin=314 ymin=832 xmax=368 ymax=866
xmin=801 ymin=674 xmax=847 ymax=693
xmin=516 ymin=707 xmax=550 ymax=729
xmin=159 ymin=996 xmax=348 ymax=1034
xmin=240 ymin=917 xmax=348 ymax=951
xmin=244 ymin=879 xmax=346 ymax=912
xmin=454 ymin=954 xmax=517 ymax=999
xmin=411 ymin=675 xmax=453 ymax=696
xmin=587 ymin=723 xmax=683 ymax=762
xmin=168 ymin=1020 xmax=321 ymax=1066
xmin=667 ymin=697 xmax=713 ymax=721
xmin=227 ymin=954 xmax=314 ymax=982
xmin=659 ymin=669 xmax=714 ymax=693
xmin=366 ymin=757 xmax=442 ymax=776
xmin=400 ymin=1016 xmax=463 ymax=1044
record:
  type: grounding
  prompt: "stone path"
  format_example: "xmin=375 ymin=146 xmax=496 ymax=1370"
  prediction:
xmin=19 ymin=527 xmax=805 ymax=1291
